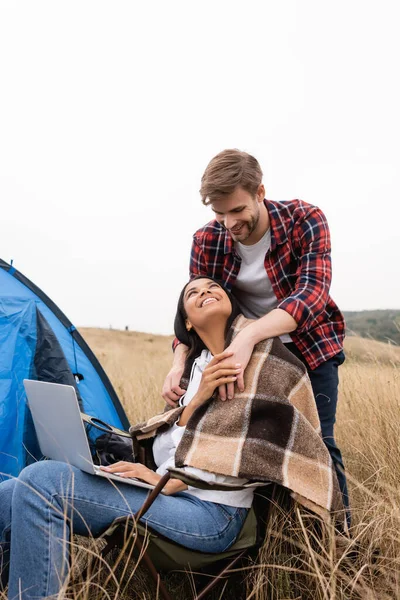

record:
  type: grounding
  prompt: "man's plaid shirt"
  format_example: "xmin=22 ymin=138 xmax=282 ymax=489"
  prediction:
xmin=188 ymin=199 xmax=345 ymax=370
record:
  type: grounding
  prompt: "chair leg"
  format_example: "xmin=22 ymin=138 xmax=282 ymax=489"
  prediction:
xmin=134 ymin=534 xmax=173 ymax=600
xmin=194 ymin=550 xmax=247 ymax=600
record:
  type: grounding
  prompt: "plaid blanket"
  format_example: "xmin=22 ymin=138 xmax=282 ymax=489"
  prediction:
xmin=130 ymin=315 xmax=343 ymax=520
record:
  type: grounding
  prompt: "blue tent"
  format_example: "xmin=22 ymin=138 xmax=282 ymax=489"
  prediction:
xmin=0 ymin=258 xmax=129 ymax=481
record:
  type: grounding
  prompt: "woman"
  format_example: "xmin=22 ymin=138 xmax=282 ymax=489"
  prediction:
xmin=0 ymin=278 xmax=255 ymax=600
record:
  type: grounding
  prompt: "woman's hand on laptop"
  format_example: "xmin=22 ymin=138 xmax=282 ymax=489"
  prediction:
xmin=100 ymin=461 xmax=156 ymax=482
xmin=99 ymin=462 xmax=188 ymax=494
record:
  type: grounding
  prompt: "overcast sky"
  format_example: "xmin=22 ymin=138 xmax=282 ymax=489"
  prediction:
xmin=1 ymin=1 xmax=399 ymax=335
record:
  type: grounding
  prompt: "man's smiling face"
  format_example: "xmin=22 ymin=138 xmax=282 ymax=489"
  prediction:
xmin=210 ymin=185 xmax=266 ymax=245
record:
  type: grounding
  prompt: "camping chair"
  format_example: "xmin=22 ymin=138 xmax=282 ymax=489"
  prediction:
xmin=80 ymin=472 xmax=274 ymax=600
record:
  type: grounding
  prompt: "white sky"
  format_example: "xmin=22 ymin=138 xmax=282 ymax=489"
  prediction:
xmin=1 ymin=0 xmax=399 ymax=335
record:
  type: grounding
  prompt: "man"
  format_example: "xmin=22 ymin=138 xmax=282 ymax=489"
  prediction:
xmin=162 ymin=149 xmax=349 ymax=522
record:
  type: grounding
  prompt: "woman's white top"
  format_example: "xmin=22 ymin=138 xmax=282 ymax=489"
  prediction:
xmin=152 ymin=350 xmax=254 ymax=508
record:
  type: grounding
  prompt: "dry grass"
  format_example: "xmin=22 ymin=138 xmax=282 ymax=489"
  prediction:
xmin=80 ymin=328 xmax=173 ymax=423
xmin=81 ymin=328 xmax=400 ymax=599
xmin=2 ymin=329 xmax=399 ymax=599
xmin=74 ymin=328 xmax=400 ymax=599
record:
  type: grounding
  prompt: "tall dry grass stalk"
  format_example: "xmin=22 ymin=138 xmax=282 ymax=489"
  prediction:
xmin=78 ymin=329 xmax=400 ymax=599
xmin=1 ymin=330 xmax=399 ymax=599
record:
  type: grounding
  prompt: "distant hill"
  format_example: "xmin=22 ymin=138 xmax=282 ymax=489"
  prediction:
xmin=343 ymin=310 xmax=400 ymax=345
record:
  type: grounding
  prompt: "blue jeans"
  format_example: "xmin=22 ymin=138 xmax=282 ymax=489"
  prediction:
xmin=285 ymin=344 xmax=350 ymax=526
xmin=0 ymin=461 xmax=248 ymax=600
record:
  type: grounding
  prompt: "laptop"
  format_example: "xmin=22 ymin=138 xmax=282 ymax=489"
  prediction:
xmin=23 ymin=379 xmax=154 ymax=490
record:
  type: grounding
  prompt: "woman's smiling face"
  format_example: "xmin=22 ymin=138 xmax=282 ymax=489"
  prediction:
xmin=183 ymin=278 xmax=232 ymax=331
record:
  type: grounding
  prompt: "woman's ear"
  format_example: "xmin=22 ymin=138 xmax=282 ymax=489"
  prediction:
xmin=185 ymin=319 xmax=193 ymax=332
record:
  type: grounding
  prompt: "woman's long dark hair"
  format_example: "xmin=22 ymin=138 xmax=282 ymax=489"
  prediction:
xmin=174 ymin=276 xmax=242 ymax=360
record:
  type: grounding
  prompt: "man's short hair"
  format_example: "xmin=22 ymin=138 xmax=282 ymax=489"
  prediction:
xmin=200 ymin=149 xmax=263 ymax=205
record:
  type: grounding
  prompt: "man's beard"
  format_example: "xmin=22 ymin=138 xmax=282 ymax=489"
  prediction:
xmin=230 ymin=210 xmax=260 ymax=242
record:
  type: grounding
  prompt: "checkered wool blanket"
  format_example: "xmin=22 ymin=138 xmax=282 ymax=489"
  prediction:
xmin=130 ymin=315 xmax=343 ymax=520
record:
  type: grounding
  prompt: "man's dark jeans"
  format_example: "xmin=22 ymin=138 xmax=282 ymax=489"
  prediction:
xmin=284 ymin=343 xmax=350 ymax=527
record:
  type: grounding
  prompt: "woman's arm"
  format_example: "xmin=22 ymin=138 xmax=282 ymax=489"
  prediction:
xmin=100 ymin=461 xmax=188 ymax=495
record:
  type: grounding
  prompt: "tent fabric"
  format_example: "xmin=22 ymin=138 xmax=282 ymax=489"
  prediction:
xmin=0 ymin=259 xmax=130 ymax=481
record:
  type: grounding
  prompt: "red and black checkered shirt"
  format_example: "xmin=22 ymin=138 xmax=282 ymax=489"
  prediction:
xmin=187 ymin=199 xmax=345 ymax=370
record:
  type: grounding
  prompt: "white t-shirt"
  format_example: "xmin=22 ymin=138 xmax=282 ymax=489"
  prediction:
xmin=152 ymin=350 xmax=255 ymax=508
xmin=234 ymin=229 xmax=292 ymax=344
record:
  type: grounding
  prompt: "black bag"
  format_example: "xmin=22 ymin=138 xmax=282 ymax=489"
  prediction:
xmin=94 ymin=432 xmax=136 ymax=466
xmin=81 ymin=414 xmax=137 ymax=466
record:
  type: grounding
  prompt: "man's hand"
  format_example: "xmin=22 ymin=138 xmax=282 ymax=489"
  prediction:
xmin=162 ymin=343 xmax=189 ymax=406
xmin=162 ymin=366 xmax=186 ymax=406
xmin=218 ymin=328 xmax=256 ymax=401
xmin=217 ymin=310 xmax=298 ymax=400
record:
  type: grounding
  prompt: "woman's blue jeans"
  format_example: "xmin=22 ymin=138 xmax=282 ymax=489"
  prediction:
xmin=0 ymin=461 xmax=248 ymax=600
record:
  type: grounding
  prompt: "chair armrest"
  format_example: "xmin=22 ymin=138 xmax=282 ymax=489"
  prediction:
xmin=134 ymin=472 xmax=171 ymax=520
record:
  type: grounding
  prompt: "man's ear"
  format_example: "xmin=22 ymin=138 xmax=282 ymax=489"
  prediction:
xmin=257 ymin=184 xmax=265 ymax=203
xmin=185 ymin=319 xmax=193 ymax=332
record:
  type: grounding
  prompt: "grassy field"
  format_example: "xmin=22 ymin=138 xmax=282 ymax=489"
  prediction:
xmin=2 ymin=330 xmax=399 ymax=599
xmin=68 ymin=328 xmax=400 ymax=599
